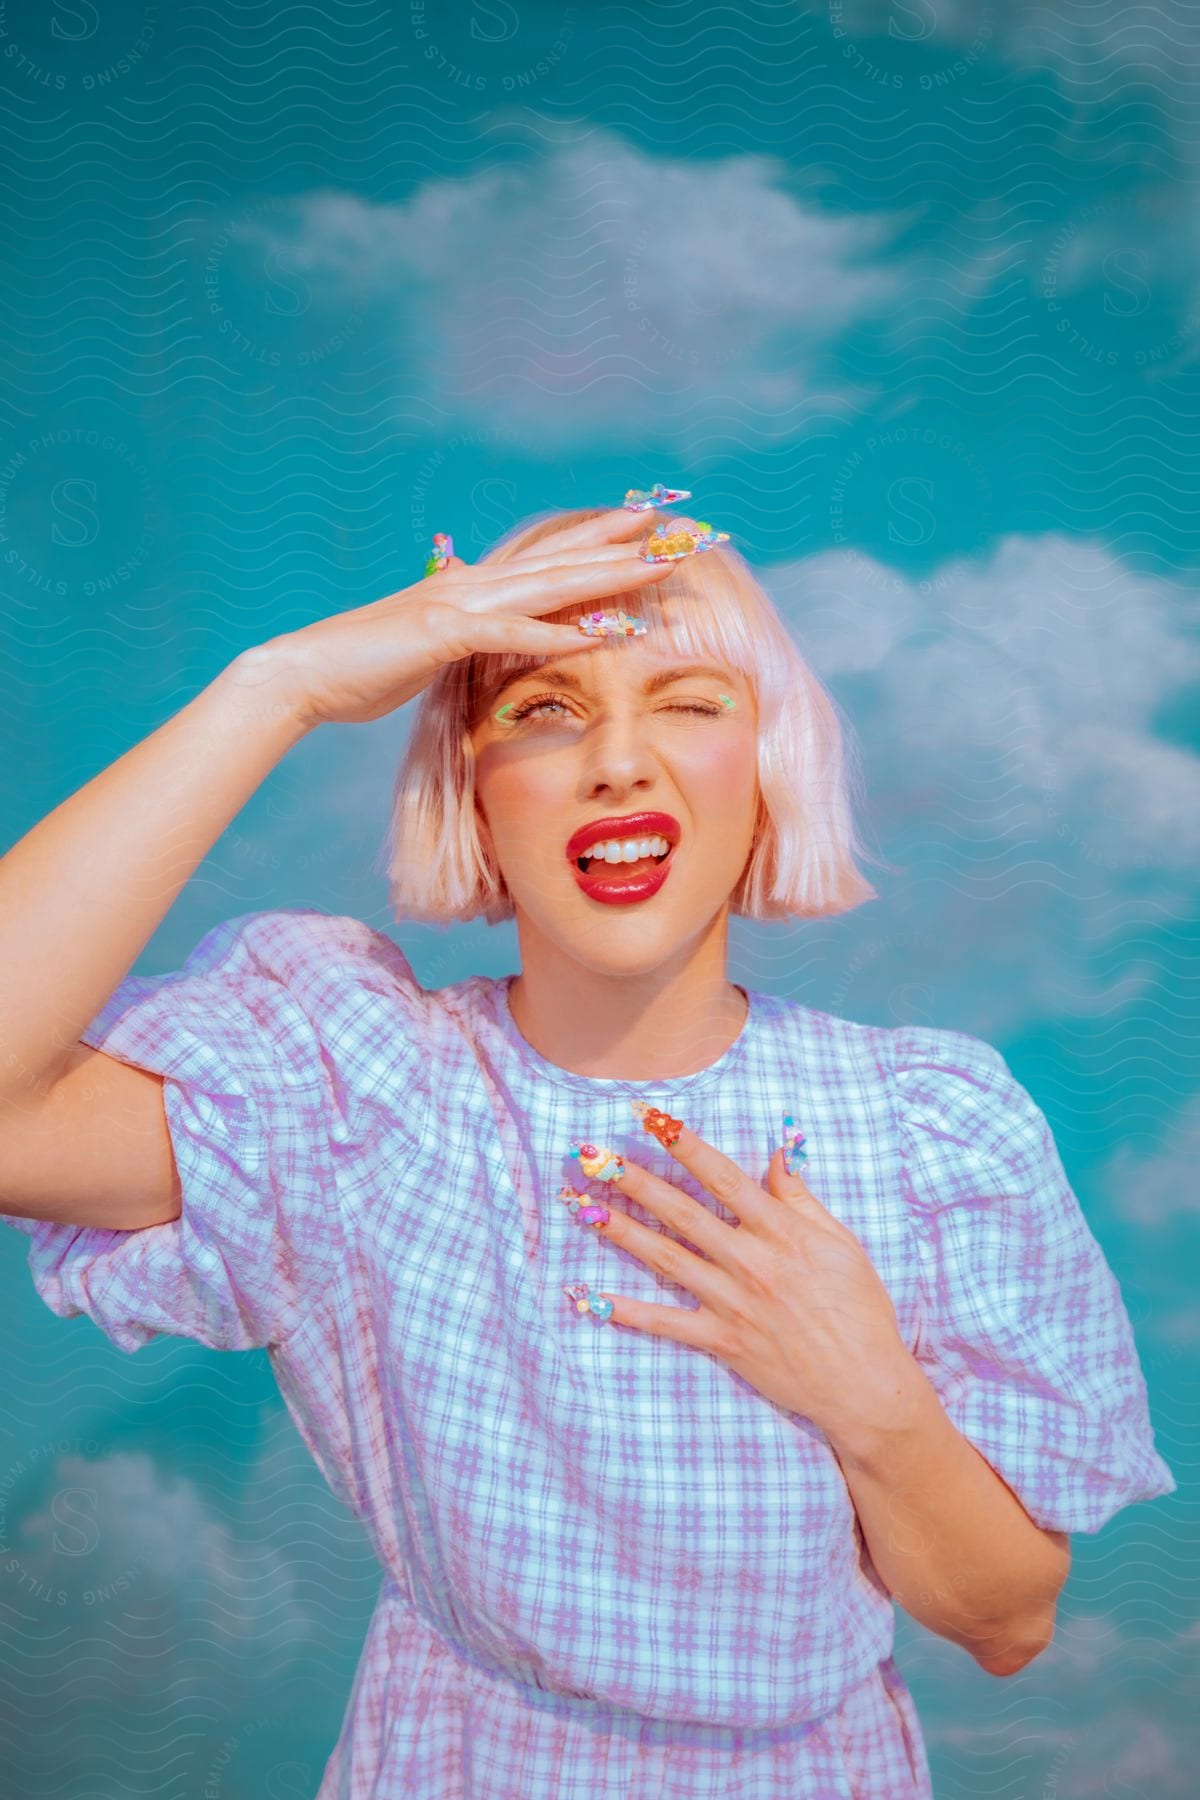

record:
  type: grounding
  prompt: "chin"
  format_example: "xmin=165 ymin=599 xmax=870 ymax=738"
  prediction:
xmin=549 ymin=906 xmax=722 ymax=982
xmin=565 ymin=939 xmax=679 ymax=981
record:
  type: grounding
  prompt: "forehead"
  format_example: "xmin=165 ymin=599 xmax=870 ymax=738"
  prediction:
xmin=500 ymin=651 xmax=744 ymax=693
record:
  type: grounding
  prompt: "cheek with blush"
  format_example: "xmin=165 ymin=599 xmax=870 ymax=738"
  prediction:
xmin=472 ymin=745 xmax=577 ymax=896
xmin=474 ymin=738 xmax=551 ymax=840
xmin=674 ymin=733 xmax=759 ymax=868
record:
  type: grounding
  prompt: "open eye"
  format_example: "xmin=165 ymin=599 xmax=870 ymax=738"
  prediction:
xmin=505 ymin=693 xmax=575 ymax=723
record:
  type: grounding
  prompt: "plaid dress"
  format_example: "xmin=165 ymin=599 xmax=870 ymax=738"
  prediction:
xmin=1 ymin=910 xmax=1176 ymax=1798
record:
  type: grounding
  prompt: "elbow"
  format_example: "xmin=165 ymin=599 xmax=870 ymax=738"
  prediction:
xmin=973 ymin=1613 xmax=1056 ymax=1678
xmin=977 ymin=1528 xmax=1069 ymax=1677
xmin=976 ymin=1642 xmax=1046 ymax=1679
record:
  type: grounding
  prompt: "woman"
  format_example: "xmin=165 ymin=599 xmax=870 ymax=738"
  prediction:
xmin=0 ymin=499 xmax=1176 ymax=1797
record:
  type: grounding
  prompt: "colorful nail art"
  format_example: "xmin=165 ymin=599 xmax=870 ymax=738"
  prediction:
xmin=562 ymin=1281 xmax=614 ymax=1322
xmin=568 ymin=1140 xmax=626 ymax=1181
xmin=576 ymin=610 xmax=648 ymax=639
xmin=640 ymin=520 xmax=731 ymax=564
xmin=423 ymin=532 xmax=454 ymax=576
xmin=623 ymin=483 xmax=693 ymax=513
xmin=559 ymin=1184 xmax=611 ymax=1228
xmin=629 ymin=1099 xmax=683 ymax=1149
xmin=782 ymin=1113 xmax=809 ymax=1175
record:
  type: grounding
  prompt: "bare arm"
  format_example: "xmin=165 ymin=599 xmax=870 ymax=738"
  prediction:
xmin=0 ymin=654 xmax=313 ymax=1227
xmin=0 ymin=653 xmax=312 ymax=1108
xmin=829 ymin=1354 xmax=1070 ymax=1676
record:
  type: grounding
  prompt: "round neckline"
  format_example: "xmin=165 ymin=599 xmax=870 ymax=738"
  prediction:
xmin=492 ymin=974 xmax=760 ymax=1097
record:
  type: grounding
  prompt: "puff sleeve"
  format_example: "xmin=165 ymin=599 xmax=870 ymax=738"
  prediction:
xmin=895 ymin=1025 xmax=1177 ymax=1536
xmin=0 ymin=909 xmax=428 ymax=1356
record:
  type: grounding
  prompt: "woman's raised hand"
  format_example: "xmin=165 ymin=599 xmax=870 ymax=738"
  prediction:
xmin=255 ymin=508 xmax=677 ymax=729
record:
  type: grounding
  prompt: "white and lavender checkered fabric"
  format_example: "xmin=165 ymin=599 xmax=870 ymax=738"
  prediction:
xmin=1 ymin=909 xmax=1176 ymax=1798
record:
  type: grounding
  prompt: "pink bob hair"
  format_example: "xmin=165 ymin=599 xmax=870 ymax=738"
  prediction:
xmin=379 ymin=506 xmax=883 ymax=926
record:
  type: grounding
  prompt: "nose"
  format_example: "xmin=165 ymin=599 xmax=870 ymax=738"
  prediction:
xmin=578 ymin=698 xmax=658 ymax=803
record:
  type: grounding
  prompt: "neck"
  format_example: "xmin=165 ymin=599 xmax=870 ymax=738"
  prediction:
xmin=506 ymin=911 xmax=748 ymax=1080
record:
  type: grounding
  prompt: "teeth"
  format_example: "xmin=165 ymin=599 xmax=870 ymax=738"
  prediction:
xmin=582 ymin=834 xmax=671 ymax=862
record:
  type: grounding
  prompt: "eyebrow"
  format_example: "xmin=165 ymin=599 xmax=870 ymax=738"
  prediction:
xmin=501 ymin=661 xmax=738 ymax=698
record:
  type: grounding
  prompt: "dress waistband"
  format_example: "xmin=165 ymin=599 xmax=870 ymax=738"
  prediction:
xmin=372 ymin=1567 xmax=899 ymax=1740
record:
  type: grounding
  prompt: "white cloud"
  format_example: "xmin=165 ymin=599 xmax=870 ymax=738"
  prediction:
xmin=813 ymin=0 xmax=1200 ymax=82
xmin=997 ymin=1 xmax=1200 ymax=87
xmin=13 ymin=1447 xmax=315 ymax=1654
xmin=770 ymin=531 xmax=1200 ymax=870
xmin=914 ymin=1607 xmax=1197 ymax=1797
xmin=0 ymin=1416 xmax=378 ymax=1793
xmin=804 ymin=2 xmax=1200 ymax=183
xmin=230 ymin=133 xmax=907 ymax=445
xmin=747 ymin=531 xmax=1199 ymax=1032
xmin=1146 ymin=1304 xmax=1200 ymax=1348
xmin=1101 ymin=1092 xmax=1200 ymax=1229
xmin=927 ymin=1711 xmax=1190 ymax=1799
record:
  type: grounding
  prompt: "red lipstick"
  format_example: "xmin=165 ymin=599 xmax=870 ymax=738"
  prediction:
xmin=564 ymin=811 xmax=680 ymax=860
xmin=566 ymin=811 xmax=681 ymax=908
xmin=572 ymin=855 xmax=675 ymax=906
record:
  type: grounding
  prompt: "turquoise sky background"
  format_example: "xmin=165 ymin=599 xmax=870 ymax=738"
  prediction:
xmin=0 ymin=2 xmax=1197 ymax=1794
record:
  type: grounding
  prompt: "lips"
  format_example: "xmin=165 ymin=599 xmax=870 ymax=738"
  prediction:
xmin=564 ymin=811 xmax=681 ymax=861
xmin=571 ymin=848 xmax=675 ymax=907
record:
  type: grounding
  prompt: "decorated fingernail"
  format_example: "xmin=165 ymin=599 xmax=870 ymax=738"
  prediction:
xmin=640 ymin=520 xmax=731 ymax=564
xmin=562 ymin=1281 xmax=614 ymax=1322
xmin=568 ymin=1139 xmax=626 ymax=1181
xmin=630 ymin=1099 xmax=683 ymax=1149
xmin=782 ymin=1113 xmax=809 ymax=1175
xmin=559 ymin=1184 xmax=611 ymax=1228
xmin=623 ymin=482 xmax=693 ymax=513
xmin=423 ymin=532 xmax=454 ymax=576
xmin=576 ymin=610 xmax=649 ymax=639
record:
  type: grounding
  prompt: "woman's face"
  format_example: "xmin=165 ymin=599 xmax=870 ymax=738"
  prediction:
xmin=469 ymin=642 xmax=760 ymax=976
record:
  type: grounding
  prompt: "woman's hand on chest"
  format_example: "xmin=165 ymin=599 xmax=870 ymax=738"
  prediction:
xmin=569 ymin=1111 xmax=915 ymax=1437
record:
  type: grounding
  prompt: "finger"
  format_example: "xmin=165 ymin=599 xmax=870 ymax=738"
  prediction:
xmin=610 ymin=1156 xmax=746 ymax=1271
xmin=594 ymin=1197 xmax=736 ymax=1310
xmin=764 ymin=1145 xmax=826 ymax=1210
xmin=518 ymin=506 xmax=662 ymax=554
xmin=472 ymin=548 xmax=676 ymax=619
xmin=502 ymin=512 xmax=647 ymax=560
xmin=416 ymin=551 xmax=464 ymax=585
xmin=592 ymin=1290 xmax=720 ymax=1350
xmin=631 ymin=1118 xmax=770 ymax=1227
xmin=446 ymin=609 xmax=612 ymax=662
xmin=451 ymin=537 xmax=672 ymax=597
